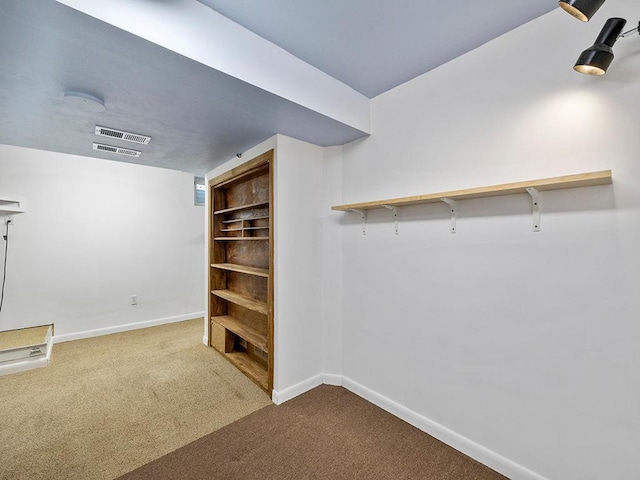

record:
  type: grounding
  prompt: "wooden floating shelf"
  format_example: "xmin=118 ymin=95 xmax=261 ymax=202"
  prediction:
xmin=213 ymin=201 xmax=269 ymax=215
xmin=212 ymin=316 xmax=268 ymax=351
xmin=225 ymin=351 xmax=268 ymax=390
xmin=332 ymin=170 xmax=612 ymax=211
xmin=211 ymin=263 xmax=269 ymax=278
xmin=211 ymin=289 xmax=268 ymax=315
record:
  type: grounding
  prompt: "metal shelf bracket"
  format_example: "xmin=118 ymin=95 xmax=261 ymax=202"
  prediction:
xmin=440 ymin=197 xmax=458 ymax=234
xmin=382 ymin=205 xmax=399 ymax=235
xmin=526 ymin=187 xmax=540 ymax=232
xmin=349 ymin=209 xmax=367 ymax=235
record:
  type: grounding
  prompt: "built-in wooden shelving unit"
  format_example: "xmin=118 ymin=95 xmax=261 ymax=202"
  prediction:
xmin=208 ymin=150 xmax=273 ymax=393
xmin=332 ymin=170 xmax=611 ymax=234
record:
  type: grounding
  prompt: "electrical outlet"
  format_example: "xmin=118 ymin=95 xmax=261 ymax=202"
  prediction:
xmin=131 ymin=295 xmax=138 ymax=306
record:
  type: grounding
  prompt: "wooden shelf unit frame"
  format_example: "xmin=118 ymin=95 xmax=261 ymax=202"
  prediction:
xmin=208 ymin=150 xmax=274 ymax=393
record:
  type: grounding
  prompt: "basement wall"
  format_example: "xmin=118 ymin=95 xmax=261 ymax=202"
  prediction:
xmin=0 ymin=145 xmax=205 ymax=340
xmin=335 ymin=3 xmax=640 ymax=480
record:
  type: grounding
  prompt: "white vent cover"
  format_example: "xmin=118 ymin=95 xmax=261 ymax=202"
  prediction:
xmin=94 ymin=126 xmax=151 ymax=144
xmin=93 ymin=143 xmax=142 ymax=158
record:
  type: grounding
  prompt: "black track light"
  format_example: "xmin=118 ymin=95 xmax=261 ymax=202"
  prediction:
xmin=574 ymin=17 xmax=626 ymax=75
xmin=558 ymin=0 xmax=606 ymax=22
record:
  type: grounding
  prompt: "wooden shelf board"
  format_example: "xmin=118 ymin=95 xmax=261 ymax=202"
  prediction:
xmin=212 ymin=316 xmax=268 ymax=351
xmin=332 ymin=170 xmax=612 ymax=211
xmin=211 ymin=263 xmax=269 ymax=278
xmin=225 ymin=351 xmax=268 ymax=390
xmin=214 ymin=201 xmax=269 ymax=215
xmin=214 ymin=237 xmax=269 ymax=241
xmin=221 ymin=215 xmax=269 ymax=224
xmin=220 ymin=227 xmax=269 ymax=232
xmin=211 ymin=289 xmax=268 ymax=315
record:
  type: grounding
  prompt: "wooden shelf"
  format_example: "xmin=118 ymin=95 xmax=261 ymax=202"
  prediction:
xmin=332 ymin=170 xmax=612 ymax=211
xmin=220 ymin=227 xmax=268 ymax=232
xmin=211 ymin=289 xmax=268 ymax=315
xmin=221 ymin=215 xmax=269 ymax=224
xmin=213 ymin=201 xmax=269 ymax=215
xmin=211 ymin=263 xmax=269 ymax=278
xmin=212 ymin=316 xmax=268 ymax=351
xmin=225 ymin=351 xmax=268 ymax=390
xmin=214 ymin=237 xmax=269 ymax=241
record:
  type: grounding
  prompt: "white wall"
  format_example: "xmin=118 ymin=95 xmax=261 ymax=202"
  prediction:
xmin=336 ymin=3 xmax=640 ymax=480
xmin=272 ymin=135 xmax=325 ymax=395
xmin=320 ymin=146 xmax=343 ymax=378
xmin=0 ymin=145 xmax=205 ymax=339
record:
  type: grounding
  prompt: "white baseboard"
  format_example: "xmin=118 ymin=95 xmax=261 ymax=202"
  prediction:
xmin=274 ymin=373 xmax=549 ymax=480
xmin=272 ymin=373 xmax=324 ymax=405
xmin=322 ymin=373 xmax=343 ymax=386
xmin=53 ymin=312 xmax=205 ymax=344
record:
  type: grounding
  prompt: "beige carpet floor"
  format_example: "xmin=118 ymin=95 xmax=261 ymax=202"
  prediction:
xmin=0 ymin=318 xmax=271 ymax=480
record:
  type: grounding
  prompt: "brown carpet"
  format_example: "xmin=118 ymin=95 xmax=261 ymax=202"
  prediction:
xmin=118 ymin=384 xmax=507 ymax=480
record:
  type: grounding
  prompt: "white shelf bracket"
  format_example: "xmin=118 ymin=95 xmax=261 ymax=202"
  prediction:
xmin=526 ymin=187 xmax=541 ymax=232
xmin=349 ymin=209 xmax=367 ymax=235
xmin=382 ymin=205 xmax=399 ymax=235
xmin=440 ymin=198 xmax=458 ymax=234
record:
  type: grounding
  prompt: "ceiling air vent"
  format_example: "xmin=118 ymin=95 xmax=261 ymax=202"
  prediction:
xmin=94 ymin=126 xmax=151 ymax=144
xmin=93 ymin=143 xmax=142 ymax=158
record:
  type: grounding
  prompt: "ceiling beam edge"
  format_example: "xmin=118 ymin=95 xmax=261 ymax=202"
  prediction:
xmin=55 ymin=0 xmax=371 ymax=136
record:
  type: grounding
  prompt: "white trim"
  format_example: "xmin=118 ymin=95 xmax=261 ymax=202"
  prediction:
xmin=0 ymin=329 xmax=53 ymax=377
xmin=272 ymin=373 xmax=323 ymax=405
xmin=53 ymin=312 xmax=204 ymax=344
xmin=202 ymin=335 xmax=209 ymax=346
xmin=322 ymin=373 xmax=343 ymax=386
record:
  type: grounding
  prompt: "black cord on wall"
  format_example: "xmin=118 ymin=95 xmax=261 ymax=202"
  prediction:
xmin=0 ymin=219 xmax=11 ymax=315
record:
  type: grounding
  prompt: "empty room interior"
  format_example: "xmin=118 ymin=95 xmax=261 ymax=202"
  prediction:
xmin=1 ymin=1 xmax=639 ymax=479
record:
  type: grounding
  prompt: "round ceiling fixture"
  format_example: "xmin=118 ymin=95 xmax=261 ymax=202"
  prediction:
xmin=63 ymin=91 xmax=106 ymax=112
